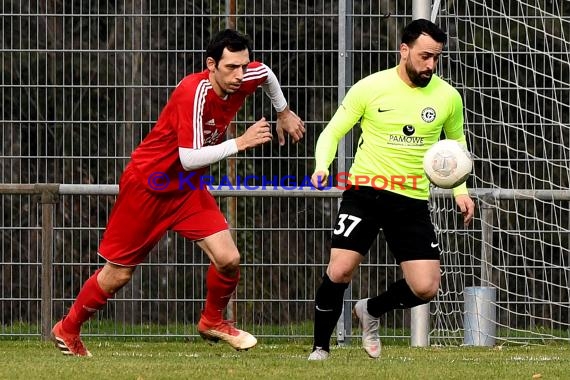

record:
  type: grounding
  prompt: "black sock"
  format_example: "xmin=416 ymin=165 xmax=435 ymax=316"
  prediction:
xmin=312 ymin=274 xmax=349 ymax=352
xmin=366 ymin=279 xmax=429 ymax=317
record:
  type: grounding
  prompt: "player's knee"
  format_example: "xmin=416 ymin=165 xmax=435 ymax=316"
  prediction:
xmin=410 ymin=280 xmax=439 ymax=301
xmin=114 ymin=271 xmax=134 ymax=288
xmin=416 ymin=287 xmax=438 ymax=301
xmin=326 ymin=248 xmax=361 ymax=283
xmin=326 ymin=266 xmax=354 ymax=283
xmin=99 ymin=265 xmax=134 ymax=294
xmin=215 ymin=252 xmax=241 ymax=275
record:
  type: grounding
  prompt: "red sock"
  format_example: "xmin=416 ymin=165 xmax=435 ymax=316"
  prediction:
xmin=202 ymin=264 xmax=239 ymax=323
xmin=62 ymin=268 xmax=113 ymax=334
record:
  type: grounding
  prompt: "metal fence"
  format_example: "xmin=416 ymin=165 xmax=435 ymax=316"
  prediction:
xmin=2 ymin=0 xmax=569 ymax=344
xmin=2 ymin=183 xmax=569 ymax=344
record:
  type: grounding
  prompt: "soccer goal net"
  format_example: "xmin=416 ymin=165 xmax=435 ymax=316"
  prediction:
xmin=430 ymin=0 xmax=570 ymax=344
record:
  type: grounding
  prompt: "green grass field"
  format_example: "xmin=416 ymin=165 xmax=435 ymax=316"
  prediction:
xmin=1 ymin=338 xmax=569 ymax=380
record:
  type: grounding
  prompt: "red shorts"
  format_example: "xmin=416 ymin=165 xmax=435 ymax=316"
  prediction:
xmin=98 ymin=165 xmax=229 ymax=266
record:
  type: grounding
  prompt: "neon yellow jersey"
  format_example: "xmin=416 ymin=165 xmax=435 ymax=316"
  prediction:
xmin=314 ymin=66 xmax=469 ymax=200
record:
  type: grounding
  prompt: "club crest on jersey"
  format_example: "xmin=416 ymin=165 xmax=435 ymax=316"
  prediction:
xmin=421 ymin=107 xmax=436 ymax=123
xmin=204 ymin=129 xmax=221 ymax=145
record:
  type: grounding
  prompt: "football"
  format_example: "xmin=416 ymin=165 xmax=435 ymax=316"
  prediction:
xmin=423 ymin=139 xmax=473 ymax=189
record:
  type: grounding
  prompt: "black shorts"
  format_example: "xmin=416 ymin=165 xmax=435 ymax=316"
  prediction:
xmin=331 ymin=186 xmax=440 ymax=264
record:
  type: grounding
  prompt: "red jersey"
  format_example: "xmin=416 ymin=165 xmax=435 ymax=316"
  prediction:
xmin=129 ymin=61 xmax=270 ymax=192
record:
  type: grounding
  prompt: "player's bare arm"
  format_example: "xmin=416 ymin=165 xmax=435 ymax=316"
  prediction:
xmin=276 ymin=106 xmax=305 ymax=145
xmin=235 ymin=117 xmax=272 ymax=151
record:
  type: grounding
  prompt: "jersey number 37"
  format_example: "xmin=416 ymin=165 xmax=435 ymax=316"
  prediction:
xmin=333 ymin=214 xmax=362 ymax=237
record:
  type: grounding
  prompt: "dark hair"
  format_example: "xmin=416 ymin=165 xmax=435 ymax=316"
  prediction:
xmin=401 ymin=19 xmax=447 ymax=46
xmin=206 ymin=29 xmax=253 ymax=65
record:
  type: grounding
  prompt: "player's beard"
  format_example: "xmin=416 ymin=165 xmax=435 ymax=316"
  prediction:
xmin=406 ymin=61 xmax=433 ymax=88
xmin=224 ymin=81 xmax=242 ymax=95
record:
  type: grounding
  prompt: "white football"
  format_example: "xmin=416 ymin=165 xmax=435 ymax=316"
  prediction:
xmin=423 ymin=139 xmax=473 ymax=189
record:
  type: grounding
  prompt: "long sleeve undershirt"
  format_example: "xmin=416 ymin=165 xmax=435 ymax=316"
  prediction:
xmin=179 ymin=139 xmax=238 ymax=171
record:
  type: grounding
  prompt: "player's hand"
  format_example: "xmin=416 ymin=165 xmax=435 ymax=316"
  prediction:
xmin=235 ymin=117 xmax=272 ymax=151
xmin=455 ymin=194 xmax=475 ymax=226
xmin=276 ymin=107 xmax=305 ymax=145
xmin=311 ymin=171 xmax=329 ymax=190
